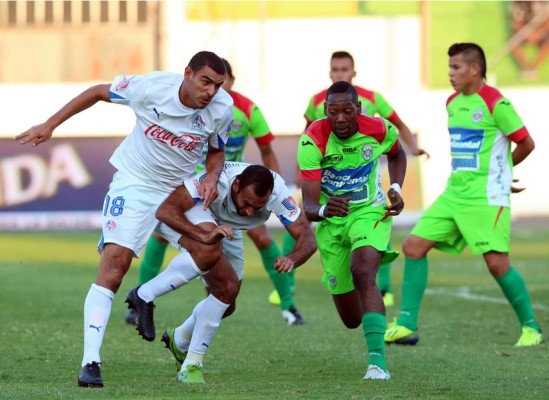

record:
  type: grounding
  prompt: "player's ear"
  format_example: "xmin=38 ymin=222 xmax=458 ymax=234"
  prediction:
xmin=184 ymin=66 xmax=193 ymax=80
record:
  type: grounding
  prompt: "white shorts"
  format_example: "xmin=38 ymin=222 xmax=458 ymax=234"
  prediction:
xmin=98 ymin=171 xmax=171 ymax=257
xmin=158 ymin=205 xmax=245 ymax=280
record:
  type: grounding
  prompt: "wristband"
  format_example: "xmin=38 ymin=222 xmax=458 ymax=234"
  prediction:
xmin=390 ymin=183 xmax=401 ymax=195
xmin=318 ymin=205 xmax=326 ymax=218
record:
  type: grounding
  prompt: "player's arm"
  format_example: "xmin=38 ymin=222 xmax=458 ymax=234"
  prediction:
xmin=274 ymin=213 xmax=317 ymax=273
xmin=376 ymin=92 xmax=429 ymax=158
xmin=391 ymin=116 xmax=430 ymax=158
xmin=156 ymin=185 xmax=231 ymax=244
xmin=301 ymin=180 xmax=349 ymax=221
xmin=512 ymin=135 xmax=535 ymax=166
xmin=200 ymin=145 xmax=225 ymax=209
xmin=385 ymin=140 xmax=407 ymax=216
xmin=15 ymin=84 xmax=111 ymax=147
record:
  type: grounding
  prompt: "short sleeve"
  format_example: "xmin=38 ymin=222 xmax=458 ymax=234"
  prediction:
xmin=492 ymin=97 xmax=525 ymax=136
xmin=109 ymin=74 xmax=149 ymax=106
xmin=297 ymin=134 xmax=323 ymax=180
xmin=183 ymin=170 xmax=208 ymax=204
xmin=209 ymin=106 xmax=234 ymax=149
xmin=268 ymin=186 xmax=301 ymax=227
xmin=304 ymin=97 xmax=317 ymax=124
xmin=249 ymin=104 xmax=272 ymax=140
xmin=374 ymin=92 xmax=395 ymax=119
xmin=381 ymin=120 xmax=399 ymax=154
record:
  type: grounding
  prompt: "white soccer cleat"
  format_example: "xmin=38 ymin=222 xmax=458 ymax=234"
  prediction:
xmin=363 ymin=365 xmax=391 ymax=380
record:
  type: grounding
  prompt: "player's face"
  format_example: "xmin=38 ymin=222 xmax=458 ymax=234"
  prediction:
xmin=181 ymin=65 xmax=225 ymax=109
xmin=448 ymin=54 xmax=478 ymax=95
xmin=231 ymin=181 xmax=271 ymax=217
xmin=330 ymin=57 xmax=356 ymax=83
xmin=324 ymin=93 xmax=360 ymax=139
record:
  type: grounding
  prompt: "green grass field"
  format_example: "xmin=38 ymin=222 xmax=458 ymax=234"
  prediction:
xmin=1 ymin=226 xmax=548 ymax=399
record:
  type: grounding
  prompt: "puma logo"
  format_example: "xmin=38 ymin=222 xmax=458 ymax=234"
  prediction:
xmin=89 ymin=324 xmax=103 ymax=332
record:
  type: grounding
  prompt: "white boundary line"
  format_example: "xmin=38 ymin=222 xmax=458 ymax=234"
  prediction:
xmin=425 ymin=286 xmax=549 ymax=312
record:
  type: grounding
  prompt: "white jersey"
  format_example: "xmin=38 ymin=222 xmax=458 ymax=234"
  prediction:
xmin=184 ymin=162 xmax=301 ymax=230
xmin=108 ymin=71 xmax=233 ymax=192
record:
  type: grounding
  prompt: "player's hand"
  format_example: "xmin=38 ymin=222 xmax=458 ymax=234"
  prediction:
xmin=15 ymin=122 xmax=54 ymax=147
xmin=198 ymin=175 xmax=219 ymax=209
xmin=412 ymin=147 xmax=430 ymax=159
xmin=201 ymin=225 xmax=233 ymax=244
xmin=384 ymin=189 xmax=404 ymax=217
xmin=273 ymin=255 xmax=295 ymax=273
xmin=511 ymin=178 xmax=525 ymax=193
xmin=324 ymin=197 xmax=351 ymax=218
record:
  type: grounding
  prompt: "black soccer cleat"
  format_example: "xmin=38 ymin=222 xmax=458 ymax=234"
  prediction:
xmin=125 ymin=286 xmax=156 ymax=341
xmin=124 ymin=309 xmax=137 ymax=326
xmin=78 ymin=362 xmax=103 ymax=388
xmin=282 ymin=306 xmax=306 ymax=326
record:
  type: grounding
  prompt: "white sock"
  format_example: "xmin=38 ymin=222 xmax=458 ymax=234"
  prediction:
xmin=82 ymin=283 xmax=115 ymax=367
xmin=182 ymin=294 xmax=229 ymax=369
xmin=138 ymin=251 xmax=204 ymax=302
xmin=174 ymin=299 xmax=205 ymax=351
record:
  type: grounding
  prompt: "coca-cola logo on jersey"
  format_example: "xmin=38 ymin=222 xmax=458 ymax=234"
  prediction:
xmin=144 ymin=124 xmax=201 ymax=151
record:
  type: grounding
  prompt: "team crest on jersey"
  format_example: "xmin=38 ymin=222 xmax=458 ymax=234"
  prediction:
xmin=192 ymin=114 xmax=206 ymax=133
xmin=329 ymin=275 xmax=337 ymax=287
xmin=115 ymin=75 xmax=133 ymax=91
xmin=472 ymin=109 xmax=484 ymax=123
xmin=362 ymin=144 xmax=373 ymax=161
xmin=231 ymin=120 xmax=243 ymax=131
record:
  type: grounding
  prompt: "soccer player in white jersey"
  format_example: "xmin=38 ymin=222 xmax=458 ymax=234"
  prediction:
xmin=15 ymin=51 xmax=233 ymax=388
xmin=126 ymin=163 xmax=317 ymax=384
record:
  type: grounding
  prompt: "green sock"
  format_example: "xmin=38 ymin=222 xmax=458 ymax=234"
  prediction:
xmin=138 ymin=236 xmax=168 ymax=285
xmin=377 ymin=242 xmax=392 ymax=293
xmin=495 ymin=267 xmax=540 ymax=331
xmin=281 ymin=230 xmax=297 ymax=294
xmin=260 ymin=242 xmax=294 ymax=310
xmin=362 ymin=312 xmax=387 ymax=372
xmin=398 ymin=257 xmax=428 ymax=331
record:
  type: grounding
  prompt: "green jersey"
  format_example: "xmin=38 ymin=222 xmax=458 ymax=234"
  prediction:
xmin=297 ymin=115 xmax=399 ymax=217
xmin=445 ymin=84 xmax=529 ymax=207
xmin=304 ymin=86 xmax=399 ymax=125
xmin=198 ymin=90 xmax=273 ymax=171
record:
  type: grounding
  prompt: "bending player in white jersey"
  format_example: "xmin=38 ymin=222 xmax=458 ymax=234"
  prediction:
xmin=15 ymin=51 xmax=233 ymax=388
xmin=125 ymin=163 xmax=317 ymax=384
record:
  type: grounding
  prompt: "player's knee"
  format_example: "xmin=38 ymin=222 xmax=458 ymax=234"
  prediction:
xmin=403 ymin=235 xmax=427 ymax=259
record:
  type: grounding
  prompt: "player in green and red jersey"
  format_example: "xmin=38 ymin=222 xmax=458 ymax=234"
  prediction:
xmin=127 ymin=59 xmax=307 ymax=327
xmin=385 ymin=43 xmax=542 ymax=347
xmin=298 ymin=81 xmax=407 ymax=380
xmin=276 ymin=50 xmax=428 ymax=308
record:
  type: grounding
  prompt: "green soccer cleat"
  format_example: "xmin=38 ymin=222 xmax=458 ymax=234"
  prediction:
xmin=177 ymin=363 xmax=205 ymax=384
xmin=384 ymin=318 xmax=419 ymax=345
xmin=268 ymin=289 xmax=281 ymax=306
xmin=515 ymin=326 xmax=544 ymax=347
xmin=161 ymin=329 xmax=187 ymax=371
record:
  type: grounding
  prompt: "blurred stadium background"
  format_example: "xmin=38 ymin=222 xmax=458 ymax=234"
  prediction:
xmin=0 ymin=0 xmax=547 ymax=228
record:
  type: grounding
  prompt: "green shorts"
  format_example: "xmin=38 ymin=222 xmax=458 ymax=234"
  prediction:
xmin=412 ymin=193 xmax=510 ymax=255
xmin=316 ymin=206 xmax=399 ymax=295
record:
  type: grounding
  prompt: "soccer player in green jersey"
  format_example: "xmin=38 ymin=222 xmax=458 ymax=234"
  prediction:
xmin=277 ymin=50 xmax=428 ymax=308
xmin=385 ymin=43 xmax=543 ymax=347
xmin=126 ymin=59 xmax=307 ymax=326
xmin=298 ymin=81 xmax=407 ymax=380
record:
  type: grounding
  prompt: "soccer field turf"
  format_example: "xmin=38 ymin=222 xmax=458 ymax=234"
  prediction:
xmin=0 ymin=226 xmax=547 ymax=399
